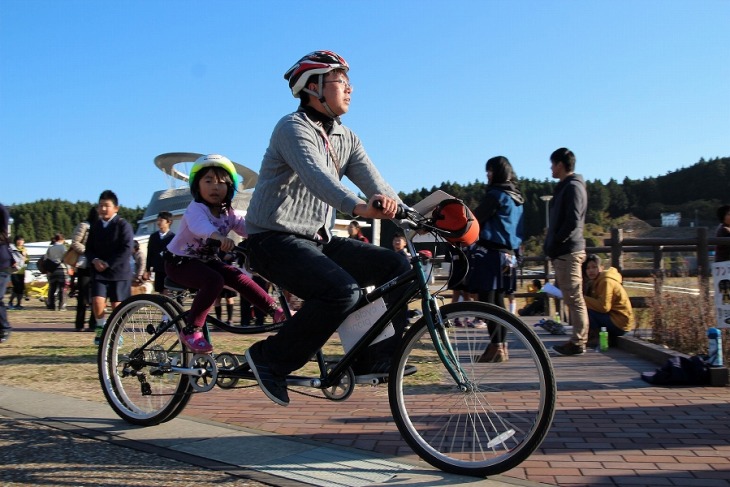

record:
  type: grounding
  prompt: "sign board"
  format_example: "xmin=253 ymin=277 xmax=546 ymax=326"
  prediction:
xmin=712 ymin=262 xmax=730 ymax=329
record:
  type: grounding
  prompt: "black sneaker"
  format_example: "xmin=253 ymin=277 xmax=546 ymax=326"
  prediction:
xmin=245 ymin=342 xmax=289 ymax=407
xmin=553 ymin=341 xmax=585 ymax=356
xmin=0 ymin=327 xmax=11 ymax=343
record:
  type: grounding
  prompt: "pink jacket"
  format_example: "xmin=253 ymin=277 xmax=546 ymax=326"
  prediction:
xmin=167 ymin=202 xmax=246 ymax=259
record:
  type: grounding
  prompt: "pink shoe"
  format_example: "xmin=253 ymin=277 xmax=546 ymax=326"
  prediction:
xmin=180 ymin=327 xmax=213 ymax=353
xmin=273 ymin=308 xmax=286 ymax=323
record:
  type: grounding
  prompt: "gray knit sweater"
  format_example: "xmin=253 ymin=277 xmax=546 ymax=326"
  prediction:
xmin=245 ymin=110 xmax=399 ymax=238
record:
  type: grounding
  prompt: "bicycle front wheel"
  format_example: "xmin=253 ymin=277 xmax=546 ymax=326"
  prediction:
xmin=98 ymin=294 xmax=192 ymax=426
xmin=389 ymin=301 xmax=556 ymax=477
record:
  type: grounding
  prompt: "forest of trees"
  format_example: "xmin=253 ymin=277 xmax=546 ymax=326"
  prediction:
xmin=7 ymin=199 xmax=145 ymax=244
xmin=6 ymin=156 xmax=728 ymax=245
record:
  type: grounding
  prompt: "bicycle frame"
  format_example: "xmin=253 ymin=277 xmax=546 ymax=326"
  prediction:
xmin=316 ymin=228 xmax=466 ymax=390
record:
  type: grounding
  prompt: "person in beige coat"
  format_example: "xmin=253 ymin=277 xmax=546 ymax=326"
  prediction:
xmin=583 ymin=254 xmax=634 ymax=347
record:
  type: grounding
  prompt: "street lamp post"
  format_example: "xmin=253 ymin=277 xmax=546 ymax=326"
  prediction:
xmin=540 ymin=195 xmax=553 ymax=230
xmin=539 ymin=194 xmax=556 ymax=318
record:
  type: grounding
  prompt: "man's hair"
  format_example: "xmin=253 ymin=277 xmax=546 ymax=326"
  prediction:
xmin=99 ymin=190 xmax=119 ymax=207
xmin=717 ymin=205 xmax=730 ymax=223
xmin=550 ymin=148 xmax=576 ymax=173
xmin=14 ymin=235 xmax=24 ymax=243
xmin=393 ymin=233 xmax=406 ymax=241
xmin=54 ymin=232 xmax=64 ymax=242
xmin=158 ymin=211 xmax=173 ymax=223
xmin=349 ymin=221 xmax=361 ymax=228
xmin=586 ymin=253 xmax=602 ymax=267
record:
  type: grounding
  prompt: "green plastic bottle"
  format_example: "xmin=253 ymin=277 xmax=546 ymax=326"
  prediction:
xmin=599 ymin=327 xmax=609 ymax=352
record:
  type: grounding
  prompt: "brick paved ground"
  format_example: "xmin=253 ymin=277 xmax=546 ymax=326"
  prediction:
xmin=180 ymin=328 xmax=730 ymax=487
xmin=3 ymin=300 xmax=729 ymax=486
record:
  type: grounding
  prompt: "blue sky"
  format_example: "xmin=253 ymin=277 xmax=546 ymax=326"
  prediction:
xmin=1 ymin=0 xmax=728 ymax=209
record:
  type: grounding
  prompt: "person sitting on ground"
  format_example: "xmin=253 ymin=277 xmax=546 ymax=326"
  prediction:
xmin=583 ymin=254 xmax=634 ymax=348
xmin=164 ymin=154 xmax=285 ymax=353
xmin=518 ymin=279 xmax=546 ymax=316
xmin=242 ymin=50 xmax=412 ymax=406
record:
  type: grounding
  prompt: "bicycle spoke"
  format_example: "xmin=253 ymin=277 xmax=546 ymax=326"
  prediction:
xmin=390 ymin=301 xmax=556 ymax=477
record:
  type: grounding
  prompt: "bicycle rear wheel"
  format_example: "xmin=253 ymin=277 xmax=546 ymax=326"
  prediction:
xmin=389 ymin=301 xmax=556 ymax=477
xmin=98 ymin=294 xmax=192 ymax=426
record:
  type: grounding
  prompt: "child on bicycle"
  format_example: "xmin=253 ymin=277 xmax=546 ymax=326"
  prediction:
xmin=164 ymin=154 xmax=285 ymax=353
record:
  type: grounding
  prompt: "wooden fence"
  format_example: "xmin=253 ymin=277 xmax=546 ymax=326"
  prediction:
xmin=516 ymin=228 xmax=730 ymax=311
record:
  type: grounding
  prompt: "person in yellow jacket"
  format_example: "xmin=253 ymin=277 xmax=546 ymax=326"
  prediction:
xmin=583 ymin=254 xmax=634 ymax=347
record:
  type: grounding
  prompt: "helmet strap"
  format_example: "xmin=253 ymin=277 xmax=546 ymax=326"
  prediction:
xmin=302 ymin=74 xmax=339 ymax=119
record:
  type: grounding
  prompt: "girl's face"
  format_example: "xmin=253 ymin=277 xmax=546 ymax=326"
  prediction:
xmin=585 ymin=261 xmax=601 ymax=281
xmin=198 ymin=168 xmax=231 ymax=206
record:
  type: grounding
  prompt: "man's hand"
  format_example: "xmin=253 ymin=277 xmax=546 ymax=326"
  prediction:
xmin=353 ymin=194 xmax=398 ymax=219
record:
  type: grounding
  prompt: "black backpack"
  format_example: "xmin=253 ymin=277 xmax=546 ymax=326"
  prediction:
xmin=37 ymin=256 xmax=59 ymax=274
xmin=641 ymin=355 xmax=711 ymax=386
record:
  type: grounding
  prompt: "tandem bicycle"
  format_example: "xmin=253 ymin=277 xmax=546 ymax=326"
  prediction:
xmin=97 ymin=196 xmax=556 ymax=477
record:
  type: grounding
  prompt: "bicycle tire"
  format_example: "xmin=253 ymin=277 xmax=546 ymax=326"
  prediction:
xmin=98 ymin=294 xmax=192 ymax=426
xmin=389 ymin=301 xmax=556 ymax=477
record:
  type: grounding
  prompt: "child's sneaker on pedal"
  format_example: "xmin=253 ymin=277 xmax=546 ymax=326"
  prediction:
xmin=273 ymin=307 xmax=286 ymax=323
xmin=180 ymin=326 xmax=213 ymax=353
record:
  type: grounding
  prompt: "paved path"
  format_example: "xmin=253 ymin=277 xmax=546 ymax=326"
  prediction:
xmin=1 ymin=309 xmax=729 ymax=486
xmin=175 ymin=324 xmax=730 ymax=487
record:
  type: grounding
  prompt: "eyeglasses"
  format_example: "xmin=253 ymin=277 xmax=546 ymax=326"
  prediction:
xmin=324 ymin=79 xmax=353 ymax=90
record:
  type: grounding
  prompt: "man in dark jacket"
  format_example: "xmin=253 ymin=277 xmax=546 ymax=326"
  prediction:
xmin=544 ymin=148 xmax=590 ymax=356
xmin=144 ymin=211 xmax=175 ymax=294
xmin=0 ymin=203 xmax=12 ymax=343
xmin=85 ymin=190 xmax=134 ymax=345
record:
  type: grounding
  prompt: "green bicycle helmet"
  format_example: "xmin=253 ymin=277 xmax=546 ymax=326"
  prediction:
xmin=189 ymin=154 xmax=242 ymax=203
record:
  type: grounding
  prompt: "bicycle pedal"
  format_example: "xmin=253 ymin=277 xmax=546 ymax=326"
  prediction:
xmin=354 ymin=373 xmax=387 ymax=385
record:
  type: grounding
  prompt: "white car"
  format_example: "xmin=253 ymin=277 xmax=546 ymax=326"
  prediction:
xmin=24 ymin=260 xmax=48 ymax=283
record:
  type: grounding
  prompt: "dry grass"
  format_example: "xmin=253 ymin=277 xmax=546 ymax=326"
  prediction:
xmin=647 ymin=278 xmax=729 ymax=366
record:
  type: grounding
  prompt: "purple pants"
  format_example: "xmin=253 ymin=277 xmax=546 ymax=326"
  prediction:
xmin=165 ymin=259 xmax=275 ymax=328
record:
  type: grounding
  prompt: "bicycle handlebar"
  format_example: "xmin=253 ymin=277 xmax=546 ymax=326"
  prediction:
xmin=372 ymin=199 xmax=410 ymax=221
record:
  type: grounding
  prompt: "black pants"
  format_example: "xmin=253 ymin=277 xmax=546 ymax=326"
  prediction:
xmin=74 ymin=269 xmax=96 ymax=330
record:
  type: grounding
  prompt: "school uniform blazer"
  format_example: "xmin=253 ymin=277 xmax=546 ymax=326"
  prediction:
xmin=85 ymin=216 xmax=134 ymax=281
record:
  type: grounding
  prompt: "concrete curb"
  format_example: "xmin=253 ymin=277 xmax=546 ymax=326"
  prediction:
xmin=615 ymin=335 xmax=689 ymax=366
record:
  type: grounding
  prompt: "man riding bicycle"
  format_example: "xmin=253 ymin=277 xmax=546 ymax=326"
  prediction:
xmin=244 ymin=50 xmax=410 ymax=406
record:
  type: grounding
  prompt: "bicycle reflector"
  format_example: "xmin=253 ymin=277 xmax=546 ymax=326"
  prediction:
xmin=431 ymin=199 xmax=480 ymax=245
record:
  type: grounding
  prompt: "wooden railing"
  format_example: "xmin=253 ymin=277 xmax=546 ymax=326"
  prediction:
xmin=515 ymin=228 xmax=730 ymax=310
